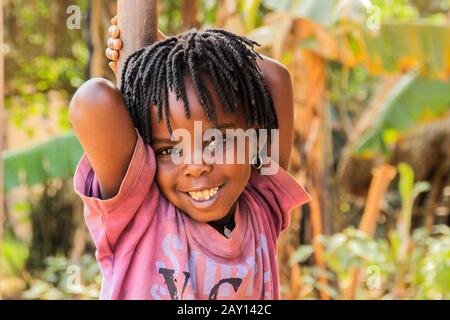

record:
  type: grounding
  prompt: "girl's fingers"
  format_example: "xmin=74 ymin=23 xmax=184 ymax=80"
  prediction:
xmin=108 ymin=25 xmax=120 ymax=39
xmin=105 ymin=48 xmax=119 ymax=61
xmin=113 ymin=38 xmax=123 ymax=50
xmin=107 ymin=38 xmax=123 ymax=50
xmin=108 ymin=16 xmax=120 ymax=79
xmin=111 ymin=15 xmax=118 ymax=25
xmin=107 ymin=38 xmax=114 ymax=49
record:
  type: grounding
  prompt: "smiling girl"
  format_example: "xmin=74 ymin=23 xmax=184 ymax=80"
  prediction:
xmin=69 ymin=16 xmax=311 ymax=300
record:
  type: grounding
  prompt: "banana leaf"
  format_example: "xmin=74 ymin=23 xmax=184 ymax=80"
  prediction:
xmin=362 ymin=22 xmax=450 ymax=79
xmin=2 ymin=132 xmax=83 ymax=192
xmin=256 ymin=1 xmax=450 ymax=79
xmin=355 ymin=72 xmax=450 ymax=156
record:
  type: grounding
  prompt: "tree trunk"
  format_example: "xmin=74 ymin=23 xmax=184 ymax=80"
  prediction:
xmin=117 ymin=0 xmax=158 ymax=85
xmin=44 ymin=0 xmax=71 ymax=57
xmin=89 ymin=0 xmax=107 ymax=78
xmin=88 ymin=0 xmax=117 ymax=79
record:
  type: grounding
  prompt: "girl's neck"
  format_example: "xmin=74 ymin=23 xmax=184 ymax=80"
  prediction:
xmin=208 ymin=202 xmax=237 ymax=236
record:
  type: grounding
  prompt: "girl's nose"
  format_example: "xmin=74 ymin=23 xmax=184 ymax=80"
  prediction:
xmin=181 ymin=145 xmax=213 ymax=177
xmin=182 ymin=163 xmax=213 ymax=178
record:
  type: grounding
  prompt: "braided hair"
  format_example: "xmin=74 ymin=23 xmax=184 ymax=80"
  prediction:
xmin=120 ymin=28 xmax=279 ymax=144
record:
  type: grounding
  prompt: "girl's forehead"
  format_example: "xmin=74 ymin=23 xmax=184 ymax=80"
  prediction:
xmin=150 ymin=75 xmax=248 ymax=138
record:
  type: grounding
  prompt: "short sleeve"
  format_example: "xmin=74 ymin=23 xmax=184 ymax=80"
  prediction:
xmin=73 ymin=129 xmax=156 ymax=255
xmin=247 ymin=160 xmax=311 ymax=236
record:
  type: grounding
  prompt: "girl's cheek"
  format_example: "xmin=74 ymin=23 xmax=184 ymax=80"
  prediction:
xmin=155 ymin=160 xmax=179 ymax=189
xmin=227 ymin=142 xmax=252 ymax=165
xmin=216 ymin=162 xmax=251 ymax=184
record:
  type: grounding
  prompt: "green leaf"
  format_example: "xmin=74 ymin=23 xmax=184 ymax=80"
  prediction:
xmin=242 ymin=0 xmax=262 ymax=31
xmin=290 ymin=245 xmax=314 ymax=265
xmin=411 ymin=181 xmax=431 ymax=203
xmin=398 ymin=162 xmax=414 ymax=206
xmin=363 ymin=22 xmax=450 ymax=78
xmin=2 ymin=132 xmax=83 ymax=192
xmin=355 ymin=72 xmax=450 ymax=155
xmin=291 ymin=0 xmax=342 ymax=26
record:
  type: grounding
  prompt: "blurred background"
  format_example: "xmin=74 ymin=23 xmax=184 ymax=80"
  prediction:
xmin=0 ymin=0 xmax=449 ymax=300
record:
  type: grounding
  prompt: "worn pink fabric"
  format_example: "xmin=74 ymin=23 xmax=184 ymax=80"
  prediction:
xmin=73 ymin=130 xmax=311 ymax=300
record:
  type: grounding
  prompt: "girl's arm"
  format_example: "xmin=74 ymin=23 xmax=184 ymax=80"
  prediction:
xmin=69 ymin=78 xmax=137 ymax=200
xmin=79 ymin=16 xmax=165 ymax=200
xmin=256 ymin=56 xmax=294 ymax=171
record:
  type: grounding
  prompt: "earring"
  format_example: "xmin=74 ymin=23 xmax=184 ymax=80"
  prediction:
xmin=252 ymin=154 xmax=264 ymax=170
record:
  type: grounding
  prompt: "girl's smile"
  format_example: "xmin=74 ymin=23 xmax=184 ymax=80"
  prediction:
xmin=182 ymin=183 xmax=224 ymax=209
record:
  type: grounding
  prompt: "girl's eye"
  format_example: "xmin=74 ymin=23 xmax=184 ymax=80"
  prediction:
xmin=158 ymin=148 xmax=172 ymax=156
xmin=158 ymin=147 xmax=180 ymax=156
xmin=160 ymin=148 xmax=172 ymax=156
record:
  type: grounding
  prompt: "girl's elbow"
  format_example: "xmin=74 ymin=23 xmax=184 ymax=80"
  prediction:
xmin=69 ymin=78 xmax=120 ymax=126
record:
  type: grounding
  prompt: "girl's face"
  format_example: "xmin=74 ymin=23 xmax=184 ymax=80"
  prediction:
xmin=150 ymin=76 xmax=253 ymax=223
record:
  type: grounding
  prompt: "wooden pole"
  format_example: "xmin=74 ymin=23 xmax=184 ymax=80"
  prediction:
xmin=0 ymin=0 xmax=4 ymax=300
xmin=117 ymin=0 xmax=158 ymax=85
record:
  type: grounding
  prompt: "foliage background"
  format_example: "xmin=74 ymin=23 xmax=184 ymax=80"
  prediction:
xmin=1 ymin=0 xmax=449 ymax=299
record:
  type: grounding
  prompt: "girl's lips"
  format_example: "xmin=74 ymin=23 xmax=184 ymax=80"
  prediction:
xmin=182 ymin=184 xmax=225 ymax=209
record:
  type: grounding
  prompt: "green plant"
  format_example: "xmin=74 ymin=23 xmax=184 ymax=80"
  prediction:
xmin=356 ymin=73 xmax=450 ymax=156
xmin=1 ymin=231 xmax=29 ymax=278
xmin=21 ymin=254 xmax=101 ymax=300
xmin=292 ymin=163 xmax=448 ymax=300
xmin=294 ymin=224 xmax=449 ymax=299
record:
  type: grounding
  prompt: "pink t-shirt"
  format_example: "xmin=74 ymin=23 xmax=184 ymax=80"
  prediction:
xmin=73 ymin=130 xmax=311 ymax=300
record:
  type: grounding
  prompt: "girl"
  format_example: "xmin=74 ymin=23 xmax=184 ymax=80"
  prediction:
xmin=70 ymin=16 xmax=311 ymax=300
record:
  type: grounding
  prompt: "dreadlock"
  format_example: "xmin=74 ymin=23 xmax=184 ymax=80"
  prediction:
xmin=120 ymin=28 xmax=279 ymax=145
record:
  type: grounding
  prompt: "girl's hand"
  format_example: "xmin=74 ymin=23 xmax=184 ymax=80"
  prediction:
xmin=106 ymin=16 xmax=122 ymax=77
xmin=106 ymin=15 xmax=168 ymax=77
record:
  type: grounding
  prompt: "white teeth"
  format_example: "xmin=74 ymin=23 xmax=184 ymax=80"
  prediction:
xmin=188 ymin=187 xmax=219 ymax=201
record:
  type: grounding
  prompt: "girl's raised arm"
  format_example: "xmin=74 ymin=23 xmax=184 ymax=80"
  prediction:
xmin=257 ymin=55 xmax=294 ymax=171
xmin=69 ymin=78 xmax=137 ymax=200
